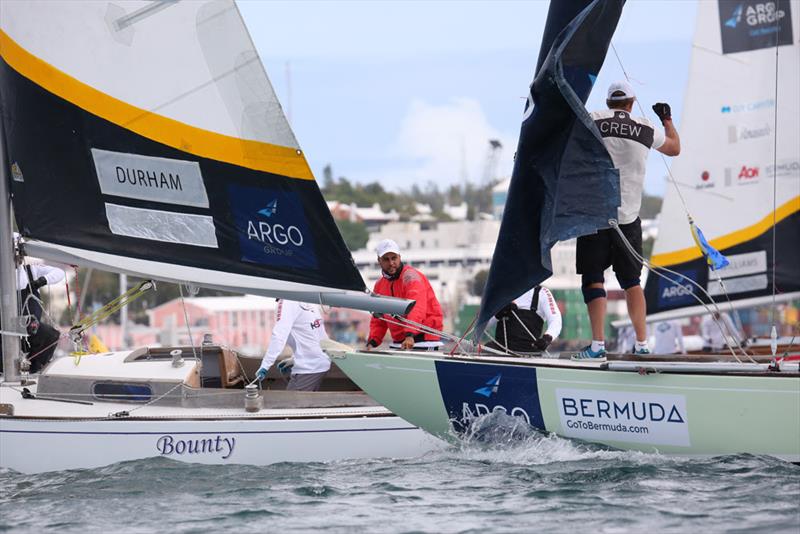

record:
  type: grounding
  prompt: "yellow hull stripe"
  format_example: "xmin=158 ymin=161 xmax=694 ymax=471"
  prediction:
xmin=0 ymin=30 xmax=314 ymax=181
xmin=651 ymin=196 xmax=800 ymax=267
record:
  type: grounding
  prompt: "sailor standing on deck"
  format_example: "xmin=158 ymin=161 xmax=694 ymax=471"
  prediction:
xmin=492 ymin=286 xmax=562 ymax=353
xmin=255 ymin=299 xmax=330 ymax=392
xmin=572 ymin=81 xmax=681 ymax=361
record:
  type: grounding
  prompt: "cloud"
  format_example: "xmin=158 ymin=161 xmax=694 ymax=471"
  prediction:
xmin=359 ymin=98 xmax=517 ymax=190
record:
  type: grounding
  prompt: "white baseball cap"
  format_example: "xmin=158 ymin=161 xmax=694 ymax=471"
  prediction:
xmin=607 ymin=80 xmax=635 ymax=101
xmin=375 ymin=238 xmax=400 ymax=258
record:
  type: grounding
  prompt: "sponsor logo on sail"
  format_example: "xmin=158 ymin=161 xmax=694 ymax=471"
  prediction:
xmin=718 ymin=1 xmax=793 ymax=54
xmin=697 ymin=170 xmax=715 ymax=189
xmin=657 ymin=270 xmax=697 ymax=307
xmin=720 ymin=98 xmax=775 ymax=114
xmin=736 ymin=165 xmax=760 ymax=184
xmin=727 ymin=124 xmax=771 ymax=143
xmin=765 ymin=159 xmax=800 ymax=178
xmin=229 ymin=185 xmax=318 ymax=269
xmin=556 ymin=388 xmax=690 ymax=446
xmin=434 ymin=361 xmax=544 ymax=434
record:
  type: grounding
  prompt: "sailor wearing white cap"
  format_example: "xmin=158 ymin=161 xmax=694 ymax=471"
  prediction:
xmin=572 ymin=81 xmax=681 ymax=361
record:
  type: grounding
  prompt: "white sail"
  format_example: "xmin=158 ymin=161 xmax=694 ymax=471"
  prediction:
xmin=645 ymin=0 xmax=800 ymax=319
xmin=0 ymin=1 xmax=411 ymax=315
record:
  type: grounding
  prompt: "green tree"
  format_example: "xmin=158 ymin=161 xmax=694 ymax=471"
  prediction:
xmin=471 ymin=269 xmax=489 ymax=296
xmin=335 ymin=219 xmax=369 ymax=251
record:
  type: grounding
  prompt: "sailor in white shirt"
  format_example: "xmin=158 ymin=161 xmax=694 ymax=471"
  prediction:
xmin=653 ymin=320 xmax=686 ymax=355
xmin=256 ymin=299 xmax=331 ymax=391
xmin=492 ymin=286 xmax=562 ymax=352
xmin=701 ymin=312 xmax=741 ymax=352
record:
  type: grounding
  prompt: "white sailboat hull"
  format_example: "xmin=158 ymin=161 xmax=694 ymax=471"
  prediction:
xmin=0 ymin=389 xmax=440 ymax=474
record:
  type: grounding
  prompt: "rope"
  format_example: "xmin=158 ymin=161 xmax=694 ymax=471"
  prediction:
xmin=178 ymin=283 xmax=199 ymax=363
xmin=609 ymin=221 xmax=752 ymax=363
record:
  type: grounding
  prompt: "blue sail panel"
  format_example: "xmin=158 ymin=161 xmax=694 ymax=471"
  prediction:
xmin=475 ymin=0 xmax=625 ymax=340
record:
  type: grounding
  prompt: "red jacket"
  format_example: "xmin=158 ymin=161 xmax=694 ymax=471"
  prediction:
xmin=368 ymin=264 xmax=443 ymax=345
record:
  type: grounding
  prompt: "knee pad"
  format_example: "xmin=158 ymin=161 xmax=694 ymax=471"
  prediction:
xmin=582 ymin=286 xmax=607 ymax=303
xmin=617 ymin=277 xmax=641 ymax=290
xmin=581 ymin=273 xmax=604 ymax=287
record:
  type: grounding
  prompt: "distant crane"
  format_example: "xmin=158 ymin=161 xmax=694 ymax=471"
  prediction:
xmin=482 ymin=139 xmax=503 ymax=186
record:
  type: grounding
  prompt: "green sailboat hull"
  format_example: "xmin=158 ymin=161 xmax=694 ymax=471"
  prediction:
xmin=334 ymin=350 xmax=800 ymax=462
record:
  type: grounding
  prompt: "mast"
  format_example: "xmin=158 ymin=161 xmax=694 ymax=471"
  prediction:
xmin=0 ymin=110 xmax=20 ymax=381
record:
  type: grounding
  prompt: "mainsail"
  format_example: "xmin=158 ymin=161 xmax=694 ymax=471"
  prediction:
xmin=643 ymin=0 xmax=800 ymax=320
xmin=0 ymin=1 xmax=410 ymax=315
xmin=475 ymin=0 xmax=625 ymax=337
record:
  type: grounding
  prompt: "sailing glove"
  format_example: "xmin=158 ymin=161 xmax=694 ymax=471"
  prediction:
xmin=652 ymin=103 xmax=671 ymax=123
xmin=533 ymin=334 xmax=552 ymax=351
xmin=277 ymin=359 xmax=293 ymax=375
xmin=494 ymin=302 xmax=518 ymax=320
xmin=255 ymin=367 xmax=268 ymax=382
xmin=31 ymin=276 xmax=48 ymax=291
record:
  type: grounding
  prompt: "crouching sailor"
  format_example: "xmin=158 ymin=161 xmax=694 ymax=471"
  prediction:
xmin=255 ymin=299 xmax=330 ymax=391
xmin=491 ymin=286 xmax=562 ymax=353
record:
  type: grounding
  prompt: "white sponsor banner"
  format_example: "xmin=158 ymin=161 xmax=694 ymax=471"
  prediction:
xmin=556 ymin=388 xmax=690 ymax=447
xmin=92 ymin=148 xmax=209 ymax=208
xmin=105 ymin=203 xmax=218 ymax=248
xmin=710 ymin=250 xmax=766 ymax=280
xmin=708 ymin=274 xmax=768 ymax=296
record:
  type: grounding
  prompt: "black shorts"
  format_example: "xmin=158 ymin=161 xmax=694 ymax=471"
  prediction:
xmin=575 ymin=218 xmax=642 ymax=282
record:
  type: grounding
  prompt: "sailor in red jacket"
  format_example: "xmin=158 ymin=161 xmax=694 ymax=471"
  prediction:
xmin=367 ymin=239 xmax=444 ymax=350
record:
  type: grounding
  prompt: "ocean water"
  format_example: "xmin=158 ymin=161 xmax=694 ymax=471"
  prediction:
xmin=2 ymin=425 xmax=798 ymax=534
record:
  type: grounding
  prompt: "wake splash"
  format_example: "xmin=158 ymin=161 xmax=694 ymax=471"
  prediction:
xmin=441 ymin=409 xmax=668 ymax=466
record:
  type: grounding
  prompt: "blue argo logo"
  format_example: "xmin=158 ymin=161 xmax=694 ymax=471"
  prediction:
xmin=435 ymin=361 xmax=544 ymax=434
xmin=229 ymin=185 xmax=318 ymax=269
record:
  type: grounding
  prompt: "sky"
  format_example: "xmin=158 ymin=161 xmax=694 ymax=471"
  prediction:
xmin=238 ymin=0 xmax=699 ymax=196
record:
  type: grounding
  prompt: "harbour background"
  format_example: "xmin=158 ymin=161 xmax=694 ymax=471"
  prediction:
xmin=2 ymin=432 xmax=798 ymax=533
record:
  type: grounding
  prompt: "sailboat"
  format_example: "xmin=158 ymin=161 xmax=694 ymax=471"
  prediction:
xmin=0 ymin=0 xmax=439 ymax=474
xmin=331 ymin=0 xmax=800 ymax=462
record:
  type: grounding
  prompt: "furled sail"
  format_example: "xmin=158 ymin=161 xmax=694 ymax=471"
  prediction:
xmin=475 ymin=0 xmax=625 ymax=338
xmin=643 ymin=0 xmax=800 ymax=320
xmin=0 ymin=1 xmax=411 ymax=315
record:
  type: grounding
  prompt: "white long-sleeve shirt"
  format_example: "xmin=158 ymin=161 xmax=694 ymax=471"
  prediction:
xmin=512 ymin=287 xmax=563 ymax=340
xmin=653 ymin=320 xmax=685 ymax=354
xmin=260 ymin=300 xmax=331 ymax=375
xmin=701 ymin=312 xmax=740 ymax=350
xmin=16 ymin=263 xmax=65 ymax=290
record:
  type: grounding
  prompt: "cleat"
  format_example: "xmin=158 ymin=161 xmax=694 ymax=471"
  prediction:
xmin=634 ymin=347 xmax=651 ymax=355
xmin=571 ymin=345 xmax=607 ymax=361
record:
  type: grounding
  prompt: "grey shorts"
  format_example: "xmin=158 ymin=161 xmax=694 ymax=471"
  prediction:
xmin=287 ymin=371 xmax=327 ymax=392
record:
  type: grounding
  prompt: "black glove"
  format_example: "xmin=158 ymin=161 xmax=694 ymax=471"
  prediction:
xmin=31 ymin=276 xmax=47 ymax=291
xmin=652 ymin=103 xmax=671 ymax=123
xmin=494 ymin=302 xmax=518 ymax=320
xmin=532 ymin=334 xmax=552 ymax=351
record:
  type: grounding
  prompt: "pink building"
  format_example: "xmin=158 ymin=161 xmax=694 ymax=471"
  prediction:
xmin=147 ymin=295 xmax=278 ymax=355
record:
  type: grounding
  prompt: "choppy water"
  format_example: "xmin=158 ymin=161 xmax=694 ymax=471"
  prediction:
xmin=1 ymin=430 xmax=798 ymax=533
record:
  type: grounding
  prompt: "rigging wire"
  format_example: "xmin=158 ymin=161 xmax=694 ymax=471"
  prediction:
xmin=769 ymin=20 xmax=780 ymax=357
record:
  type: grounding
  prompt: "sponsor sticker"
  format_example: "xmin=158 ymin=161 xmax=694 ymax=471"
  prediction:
xmin=434 ymin=361 xmax=545 ymax=434
xmin=228 ymin=185 xmax=318 ymax=269
xmin=710 ymin=250 xmax=766 ymax=279
xmin=92 ymin=148 xmax=209 ymax=208
xmin=657 ymin=270 xmax=697 ymax=308
xmin=105 ymin=203 xmax=218 ymax=248
xmin=765 ymin=159 xmax=800 ymax=178
xmin=718 ymin=0 xmax=793 ymax=54
xmin=556 ymin=388 xmax=690 ymax=447
xmin=709 ymin=273 xmax=768 ymax=295
xmin=720 ymin=98 xmax=775 ymax=114
xmin=727 ymin=124 xmax=771 ymax=143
